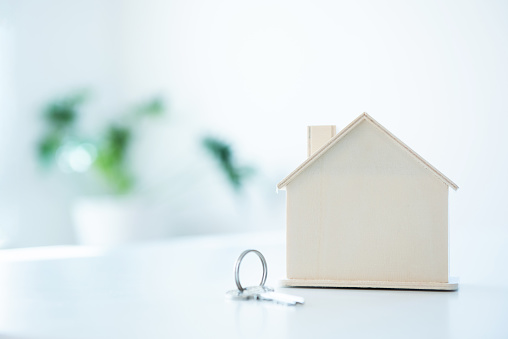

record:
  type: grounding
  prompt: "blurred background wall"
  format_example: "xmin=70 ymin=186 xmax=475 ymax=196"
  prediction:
xmin=0 ymin=0 xmax=507 ymax=280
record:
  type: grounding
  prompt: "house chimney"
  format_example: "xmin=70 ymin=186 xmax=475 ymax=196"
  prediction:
xmin=307 ymin=125 xmax=336 ymax=157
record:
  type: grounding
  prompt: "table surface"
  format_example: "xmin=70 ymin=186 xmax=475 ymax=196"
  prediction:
xmin=0 ymin=230 xmax=507 ymax=339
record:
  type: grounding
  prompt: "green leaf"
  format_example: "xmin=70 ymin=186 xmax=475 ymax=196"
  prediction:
xmin=203 ymin=137 xmax=254 ymax=190
xmin=94 ymin=125 xmax=134 ymax=194
xmin=37 ymin=132 xmax=62 ymax=165
xmin=42 ymin=90 xmax=89 ymax=130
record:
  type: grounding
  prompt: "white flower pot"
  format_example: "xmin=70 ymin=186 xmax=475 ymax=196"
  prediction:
xmin=72 ymin=196 xmax=170 ymax=246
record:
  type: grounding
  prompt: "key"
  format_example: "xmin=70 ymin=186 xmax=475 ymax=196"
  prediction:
xmin=256 ymin=290 xmax=305 ymax=306
xmin=226 ymin=285 xmax=305 ymax=305
xmin=225 ymin=285 xmax=274 ymax=300
xmin=225 ymin=249 xmax=305 ymax=306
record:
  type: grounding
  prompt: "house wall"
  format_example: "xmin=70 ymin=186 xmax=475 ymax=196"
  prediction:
xmin=286 ymin=120 xmax=449 ymax=283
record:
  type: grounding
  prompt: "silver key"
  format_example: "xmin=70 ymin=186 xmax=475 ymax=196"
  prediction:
xmin=225 ymin=285 xmax=274 ymax=300
xmin=256 ymin=290 xmax=305 ymax=306
xmin=226 ymin=286 xmax=305 ymax=306
xmin=225 ymin=249 xmax=305 ymax=306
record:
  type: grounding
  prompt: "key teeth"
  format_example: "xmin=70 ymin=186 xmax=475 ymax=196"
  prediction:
xmin=257 ymin=291 xmax=306 ymax=306
xmin=226 ymin=285 xmax=305 ymax=306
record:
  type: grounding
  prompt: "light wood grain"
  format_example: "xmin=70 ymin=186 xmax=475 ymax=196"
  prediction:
xmin=280 ymin=113 xmax=458 ymax=290
xmin=278 ymin=113 xmax=458 ymax=190
xmin=280 ymin=277 xmax=459 ymax=291
xmin=307 ymin=125 xmax=336 ymax=157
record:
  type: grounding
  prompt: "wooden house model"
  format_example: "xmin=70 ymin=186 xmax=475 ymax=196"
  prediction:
xmin=278 ymin=113 xmax=458 ymax=290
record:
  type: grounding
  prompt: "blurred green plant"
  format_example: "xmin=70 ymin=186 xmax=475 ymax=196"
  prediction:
xmin=38 ymin=90 xmax=89 ymax=166
xmin=38 ymin=90 xmax=253 ymax=194
xmin=37 ymin=91 xmax=165 ymax=194
xmin=203 ymin=137 xmax=254 ymax=190
xmin=94 ymin=125 xmax=133 ymax=194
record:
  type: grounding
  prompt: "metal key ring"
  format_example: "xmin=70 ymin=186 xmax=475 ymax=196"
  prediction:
xmin=234 ymin=249 xmax=268 ymax=292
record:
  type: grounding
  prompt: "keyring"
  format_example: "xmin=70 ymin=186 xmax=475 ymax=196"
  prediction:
xmin=234 ymin=249 xmax=268 ymax=291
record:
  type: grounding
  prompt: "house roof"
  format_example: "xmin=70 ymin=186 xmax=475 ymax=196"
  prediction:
xmin=277 ymin=113 xmax=459 ymax=191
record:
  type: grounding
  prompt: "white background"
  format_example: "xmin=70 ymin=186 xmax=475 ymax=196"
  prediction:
xmin=0 ymin=0 xmax=507 ymax=285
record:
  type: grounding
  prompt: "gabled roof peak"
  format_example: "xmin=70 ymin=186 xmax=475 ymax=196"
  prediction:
xmin=277 ymin=113 xmax=458 ymax=191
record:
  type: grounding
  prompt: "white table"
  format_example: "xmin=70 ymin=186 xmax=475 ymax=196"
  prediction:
xmin=0 ymin=231 xmax=506 ymax=339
